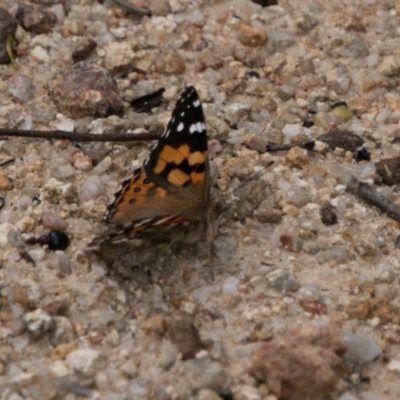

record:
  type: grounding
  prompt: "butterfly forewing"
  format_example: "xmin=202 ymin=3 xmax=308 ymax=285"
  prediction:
xmin=144 ymin=86 xmax=209 ymax=197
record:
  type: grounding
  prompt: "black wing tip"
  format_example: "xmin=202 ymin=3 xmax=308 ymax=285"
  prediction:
xmin=181 ymin=85 xmax=199 ymax=99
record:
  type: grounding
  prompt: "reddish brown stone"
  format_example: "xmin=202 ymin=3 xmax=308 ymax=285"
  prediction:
xmin=50 ymin=62 xmax=123 ymax=118
xmin=168 ymin=318 xmax=203 ymax=360
xmin=250 ymin=325 xmax=346 ymax=400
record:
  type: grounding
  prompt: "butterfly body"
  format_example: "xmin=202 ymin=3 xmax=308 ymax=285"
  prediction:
xmin=98 ymin=86 xmax=212 ymax=249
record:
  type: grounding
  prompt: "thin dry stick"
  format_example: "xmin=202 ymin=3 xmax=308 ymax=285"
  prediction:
xmin=346 ymin=176 xmax=400 ymax=222
xmin=0 ymin=129 xmax=161 ymax=142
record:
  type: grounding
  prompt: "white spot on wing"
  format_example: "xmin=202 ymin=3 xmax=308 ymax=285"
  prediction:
xmin=177 ymin=122 xmax=184 ymax=132
xmin=193 ymin=99 xmax=200 ymax=107
xmin=153 ymin=216 xmax=177 ymax=226
xmin=189 ymin=121 xmax=204 ymax=134
xmin=189 ymin=124 xmax=197 ymax=134
xmin=133 ymin=218 xmax=153 ymax=228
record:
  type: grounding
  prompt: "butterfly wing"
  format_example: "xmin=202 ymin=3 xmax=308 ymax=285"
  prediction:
xmin=144 ymin=86 xmax=210 ymax=221
xmin=102 ymin=86 xmax=210 ymax=243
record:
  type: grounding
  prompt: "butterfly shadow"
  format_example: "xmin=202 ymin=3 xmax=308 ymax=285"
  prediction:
xmin=87 ymin=222 xmax=215 ymax=286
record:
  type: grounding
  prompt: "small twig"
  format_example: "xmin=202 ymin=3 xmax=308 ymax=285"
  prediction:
xmin=0 ymin=129 xmax=161 ymax=142
xmin=0 ymin=158 xmax=15 ymax=167
xmin=266 ymin=140 xmax=315 ymax=152
xmin=112 ymin=0 xmax=152 ymax=16
xmin=346 ymin=176 xmax=400 ymax=223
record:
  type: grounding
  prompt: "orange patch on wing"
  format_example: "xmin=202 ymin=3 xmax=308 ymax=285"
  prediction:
xmin=159 ymin=144 xmax=190 ymax=164
xmin=109 ymin=166 xmax=166 ymax=222
xmin=177 ymin=144 xmax=190 ymax=159
xmin=154 ymin=158 xmax=167 ymax=174
xmin=155 ymin=187 xmax=168 ymax=199
xmin=190 ymin=171 xmax=205 ymax=184
xmin=188 ymin=151 xmax=205 ymax=166
xmin=167 ymin=168 xmax=190 ymax=186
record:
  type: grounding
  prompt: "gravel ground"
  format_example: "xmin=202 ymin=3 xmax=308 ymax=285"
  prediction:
xmin=1 ymin=0 xmax=400 ymax=399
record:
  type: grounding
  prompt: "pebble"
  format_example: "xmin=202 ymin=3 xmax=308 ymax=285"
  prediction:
xmin=104 ymin=41 xmax=135 ymax=75
xmin=52 ymin=343 xmax=76 ymax=359
xmin=158 ymin=341 xmax=179 ymax=371
xmin=281 ymin=124 xmax=304 ymax=142
xmin=0 ymin=222 xmax=14 ymax=246
xmin=17 ymin=195 xmax=32 ymax=210
xmin=80 ymin=175 xmax=106 ymax=201
xmin=250 ymin=325 xmax=345 ymax=399
xmin=16 ymin=4 xmax=57 ymax=34
xmin=50 ymin=62 xmax=123 ymax=118
xmin=128 ymin=378 xmax=151 ymax=398
xmin=155 ymin=53 xmax=186 ymax=76
xmin=7 ymin=74 xmax=32 ymax=102
xmin=387 ymin=359 xmax=400 ymax=374
xmin=298 ymin=286 xmax=321 ymax=302
xmin=237 ymin=24 xmax=268 ymax=47
xmin=343 ymin=333 xmax=382 ymax=364
xmin=71 ymin=152 xmax=93 ymax=171
xmin=378 ymin=55 xmax=400 ymax=77
xmin=254 ymin=199 xmax=283 ymax=223
xmin=50 ymin=360 xmax=70 ymax=378
xmin=7 ymin=229 xmax=25 ymax=247
xmin=27 ymin=247 xmax=46 ymax=262
xmin=41 ymin=211 xmax=68 ymax=231
xmin=270 ymin=272 xmax=300 ymax=293
xmin=66 ymin=348 xmax=102 ymax=374
xmin=168 ymin=319 xmax=203 ymax=360
xmin=120 ymin=359 xmax=138 ymax=378
xmin=23 ymin=309 xmax=54 ymax=339
xmin=285 ymin=147 xmax=310 ymax=168
xmin=72 ymin=38 xmax=97 ymax=62
xmin=50 ymin=317 xmax=75 ymax=346
xmin=317 ymin=130 xmax=364 ymax=152
xmin=214 ymin=235 xmax=238 ymax=261
xmin=376 ymin=267 xmax=395 ymax=284
xmin=141 ymin=314 xmax=166 ymax=335
xmin=30 ymin=45 xmax=50 ymax=63
xmin=187 ymin=359 xmax=227 ymax=391
xmin=222 ymin=276 xmax=239 ymax=295
xmin=277 ymin=84 xmax=297 ymax=101
xmin=320 ymin=201 xmax=338 ymax=226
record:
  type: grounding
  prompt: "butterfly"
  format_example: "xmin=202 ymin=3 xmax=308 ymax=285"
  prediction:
xmin=94 ymin=86 xmax=213 ymax=255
